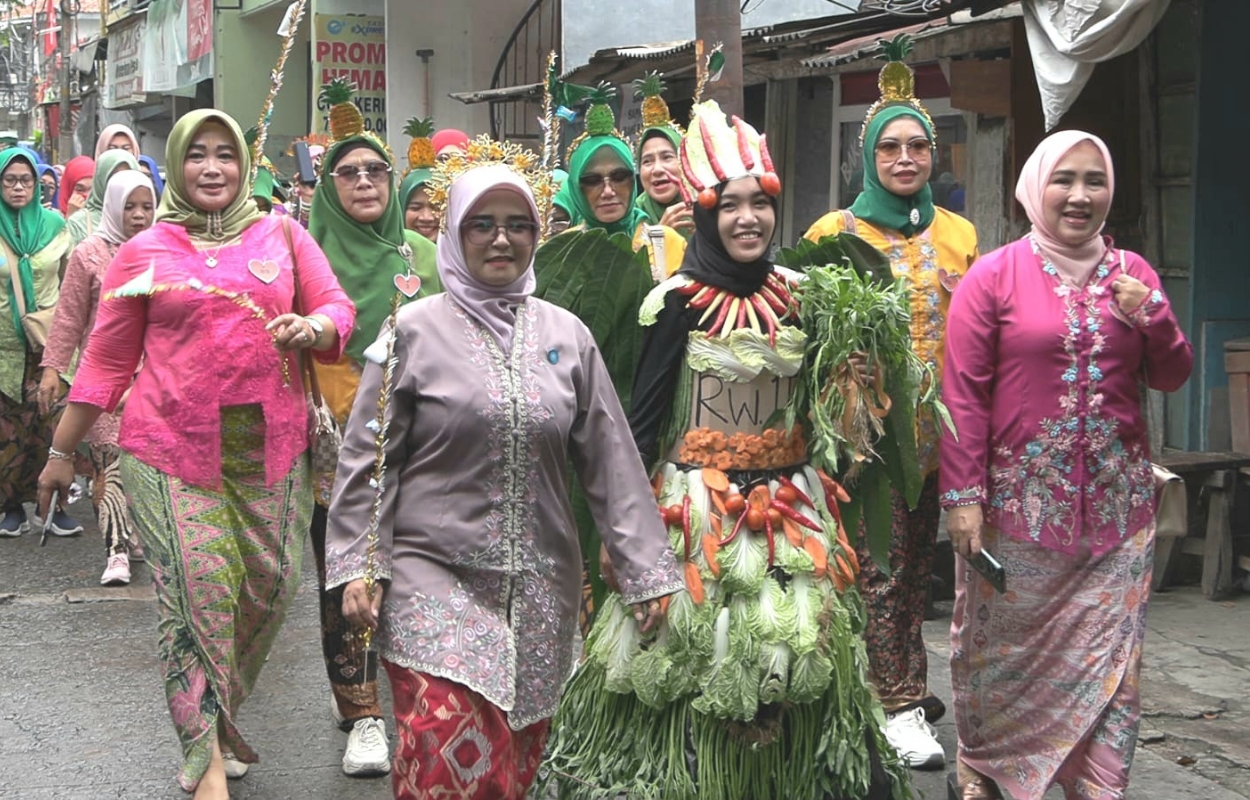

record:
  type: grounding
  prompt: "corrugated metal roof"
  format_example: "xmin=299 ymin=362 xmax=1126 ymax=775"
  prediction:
xmin=801 ymin=3 xmax=1020 ymax=68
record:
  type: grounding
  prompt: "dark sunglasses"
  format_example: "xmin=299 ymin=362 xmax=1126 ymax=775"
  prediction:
xmin=579 ymin=168 xmax=635 ymax=190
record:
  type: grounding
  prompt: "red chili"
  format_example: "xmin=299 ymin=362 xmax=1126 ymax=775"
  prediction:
xmin=682 ymin=495 xmax=692 ymax=561
xmin=776 ymin=475 xmax=815 ymax=510
xmin=699 ymin=117 xmax=728 ymax=182
xmin=722 ymin=509 xmax=747 ymax=546
xmin=689 ymin=286 xmax=718 ymax=309
xmin=764 ymin=513 xmax=775 ymax=567
xmin=680 ymin=139 xmax=706 ymax=192
xmin=771 ymin=500 xmax=822 ymax=532
xmin=676 ymin=281 xmax=704 ymax=296
xmin=707 ymin=291 xmax=735 ymax=333
xmin=759 ymin=133 xmax=776 ymax=173
xmin=749 ymin=295 xmax=777 ymax=347
xmin=736 ymin=296 xmax=748 ymax=329
xmin=730 ymin=115 xmax=756 ymax=170
xmin=758 ymin=285 xmax=788 ymax=315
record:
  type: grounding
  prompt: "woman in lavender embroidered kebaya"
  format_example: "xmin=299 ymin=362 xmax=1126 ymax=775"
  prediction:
xmin=327 ymin=162 xmax=682 ymax=800
xmin=940 ymin=130 xmax=1193 ymax=800
xmin=37 ymin=109 xmax=355 ymax=800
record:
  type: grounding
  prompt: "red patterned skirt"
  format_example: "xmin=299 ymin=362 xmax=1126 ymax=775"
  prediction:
xmin=384 ymin=661 xmax=550 ymax=800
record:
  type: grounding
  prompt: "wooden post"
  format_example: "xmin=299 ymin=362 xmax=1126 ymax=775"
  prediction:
xmin=694 ymin=0 xmax=743 ymax=117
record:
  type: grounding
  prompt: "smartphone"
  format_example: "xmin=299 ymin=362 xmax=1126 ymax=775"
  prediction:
xmin=293 ymin=141 xmax=317 ymax=186
xmin=968 ymin=548 xmax=1006 ymax=594
xmin=40 ymin=489 xmax=58 ymax=547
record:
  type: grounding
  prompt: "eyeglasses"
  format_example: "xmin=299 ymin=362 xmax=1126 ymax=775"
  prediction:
xmin=875 ymin=138 xmax=933 ymax=161
xmin=2 ymin=175 xmax=35 ymax=188
xmin=460 ymin=218 xmax=540 ymax=246
xmin=578 ymin=168 xmax=635 ymax=191
xmin=329 ymin=161 xmax=391 ymax=183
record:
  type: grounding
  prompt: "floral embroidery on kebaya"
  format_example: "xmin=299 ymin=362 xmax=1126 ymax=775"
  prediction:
xmin=986 ymin=241 xmax=1153 ymax=548
xmin=941 ymin=485 xmax=985 ymax=507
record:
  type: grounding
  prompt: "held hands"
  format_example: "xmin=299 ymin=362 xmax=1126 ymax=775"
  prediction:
xmin=658 ymin=202 xmax=695 ymax=235
xmin=266 ymin=313 xmax=317 ymax=352
xmin=342 ymin=578 xmax=384 ymax=631
xmin=946 ymin=504 xmax=984 ymax=559
xmin=599 ymin=543 xmax=667 ymax=634
xmin=1111 ymin=275 xmax=1150 ymax=316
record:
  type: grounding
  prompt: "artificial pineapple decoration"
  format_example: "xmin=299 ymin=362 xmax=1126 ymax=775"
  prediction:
xmin=633 ymin=71 xmax=673 ymax=129
xmin=320 ymin=77 xmax=364 ymax=141
xmin=859 ymin=33 xmax=934 ymax=148
xmin=404 ymin=116 xmax=436 ymax=170
xmin=583 ymin=82 xmax=619 ymax=136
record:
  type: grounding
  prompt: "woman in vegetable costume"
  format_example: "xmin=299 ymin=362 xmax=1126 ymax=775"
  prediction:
xmin=804 ymin=36 xmax=979 ymax=769
xmin=306 ymin=78 xmax=442 ymax=779
xmin=564 ymin=83 xmax=686 ymax=281
xmin=540 ymin=100 xmax=904 ymax=800
xmin=326 ymin=149 xmax=682 ymax=800
xmin=633 ymin=71 xmax=694 ymax=240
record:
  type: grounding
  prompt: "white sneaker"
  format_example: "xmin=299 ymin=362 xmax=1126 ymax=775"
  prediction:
xmin=222 ymin=752 xmax=249 ymax=779
xmin=884 ymin=706 xmax=945 ymax=769
xmin=100 ymin=553 xmax=131 ymax=586
xmin=342 ymin=717 xmax=390 ymax=776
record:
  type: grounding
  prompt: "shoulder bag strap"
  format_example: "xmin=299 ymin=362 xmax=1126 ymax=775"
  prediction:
xmin=282 ymin=217 xmax=324 ymax=406
xmin=839 ymin=209 xmax=858 ymax=236
xmin=3 ymin=236 xmax=30 ymax=317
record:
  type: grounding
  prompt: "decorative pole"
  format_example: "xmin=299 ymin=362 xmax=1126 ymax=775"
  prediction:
xmin=250 ymin=0 xmax=309 ymax=184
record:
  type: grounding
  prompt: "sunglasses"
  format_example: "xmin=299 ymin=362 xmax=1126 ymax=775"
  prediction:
xmin=330 ymin=161 xmax=391 ymax=183
xmin=875 ymin=138 xmax=933 ymax=161
xmin=579 ymin=168 xmax=635 ymax=190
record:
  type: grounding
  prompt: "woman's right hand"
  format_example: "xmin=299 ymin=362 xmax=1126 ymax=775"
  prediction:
xmin=37 ymin=368 xmax=62 ymax=416
xmin=947 ymin=504 xmax=985 ymax=558
xmin=342 ymin=579 xmax=384 ymax=631
xmin=37 ymin=457 xmax=76 ymax=521
xmin=658 ymin=202 xmax=694 ymax=234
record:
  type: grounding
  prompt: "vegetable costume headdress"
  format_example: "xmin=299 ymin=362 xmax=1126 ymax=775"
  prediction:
xmin=425 ymin=134 xmax=556 ymax=241
xmin=857 ymin=34 xmax=934 ymax=149
xmin=679 ymin=99 xmax=780 ymax=209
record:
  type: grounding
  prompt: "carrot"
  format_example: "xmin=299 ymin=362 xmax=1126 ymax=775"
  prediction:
xmin=817 ymin=469 xmax=851 ymax=503
xmin=702 ymin=533 xmax=721 ymax=577
xmin=711 ymin=489 xmax=728 ymax=516
xmin=709 ymin=513 xmax=723 ymax=538
xmin=841 ymin=542 xmax=860 ymax=577
xmin=835 ymin=553 xmax=856 ymax=588
xmin=659 ymin=595 xmax=671 ymax=615
xmin=831 ymin=563 xmax=848 ymax=593
xmin=781 ymin=517 xmax=804 ymax=548
xmin=701 ymin=467 xmax=730 ymax=494
xmin=804 ymin=537 xmax=828 ymax=578
xmin=684 ymin=561 xmax=705 ymax=605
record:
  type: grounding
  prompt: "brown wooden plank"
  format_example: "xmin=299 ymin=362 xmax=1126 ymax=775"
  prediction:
xmin=1201 ymin=482 xmax=1234 ymax=599
xmin=1156 ymin=450 xmax=1250 ymax=472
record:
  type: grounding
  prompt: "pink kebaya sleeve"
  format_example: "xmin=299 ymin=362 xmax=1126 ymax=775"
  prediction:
xmin=287 ymin=220 xmax=355 ymax=364
xmin=1119 ymin=252 xmax=1193 ymax=393
xmin=66 ymin=238 xmax=148 ymax=413
xmin=40 ymin=243 xmax=95 ymax=374
xmin=939 ymin=257 xmax=1000 ymax=509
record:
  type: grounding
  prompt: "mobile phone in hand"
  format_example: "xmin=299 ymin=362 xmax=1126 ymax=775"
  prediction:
xmin=968 ymin=548 xmax=1006 ymax=594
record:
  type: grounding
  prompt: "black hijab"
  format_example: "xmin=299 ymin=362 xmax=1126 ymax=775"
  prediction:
xmin=676 ymin=181 xmax=776 ymax=297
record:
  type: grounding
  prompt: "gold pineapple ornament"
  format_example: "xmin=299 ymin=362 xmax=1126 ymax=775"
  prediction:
xmin=320 ymin=77 xmax=365 ymax=141
xmin=858 ymin=33 xmax=935 ymax=149
xmin=634 ymin=71 xmax=674 ymax=129
xmin=404 ymin=116 xmax=436 ymax=171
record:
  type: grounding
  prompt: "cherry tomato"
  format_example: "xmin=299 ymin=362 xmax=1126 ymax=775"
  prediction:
xmin=774 ymin=486 xmax=798 ymax=505
xmin=766 ymin=508 xmax=783 ymax=528
xmin=724 ymin=494 xmax=747 ymax=515
xmin=697 ymin=187 xmax=719 ymax=209
xmin=667 ymin=504 xmax=684 ymax=525
xmin=759 ymin=171 xmax=781 ymax=196
xmin=746 ymin=508 xmax=766 ymax=531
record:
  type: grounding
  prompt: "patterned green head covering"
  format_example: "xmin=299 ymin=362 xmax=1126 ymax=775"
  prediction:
xmin=156 ymin=109 xmax=266 ymax=239
xmin=308 ymin=135 xmax=438 ymax=363
xmin=566 ymin=136 xmax=649 ymax=236
xmin=848 ymin=105 xmax=936 ymax=237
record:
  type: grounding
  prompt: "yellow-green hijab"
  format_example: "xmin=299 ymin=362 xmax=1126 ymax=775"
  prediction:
xmin=155 ymin=109 xmax=266 ymax=239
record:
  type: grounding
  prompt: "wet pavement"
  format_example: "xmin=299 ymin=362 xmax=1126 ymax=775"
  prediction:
xmin=1 ymin=497 xmax=1246 ymax=799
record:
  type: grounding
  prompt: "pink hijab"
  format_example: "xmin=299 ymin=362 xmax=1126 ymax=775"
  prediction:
xmin=436 ymin=164 xmax=539 ymax=354
xmin=95 ymin=124 xmax=141 ymax=158
xmin=1014 ymin=130 xmax=1115 ymax=280
xmin=95 ymin=170 xmax=156 ymax=245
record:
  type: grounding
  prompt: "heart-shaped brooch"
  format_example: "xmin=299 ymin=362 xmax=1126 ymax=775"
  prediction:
xmin=248 ymin=259 xmax=280 ymax=284
xmin=394 ymin=273 xmax=421 ymax=298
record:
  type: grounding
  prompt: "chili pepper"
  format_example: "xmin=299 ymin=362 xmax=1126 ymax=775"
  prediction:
xmin=749 ymin=295 xmax=777 ymax=347
xmin=689 ymin=286 xmax=718 ymax=309
xmin=722 ymin=509 xmax=747 ymax=545
xmin=681 ymin=495 xmax=692 ymax=561
xmin=680 ymin=138 xmax=706 ymax=192
xmin=676 ymin=281 xmax=703 ymax=296
xmin=764 ymin=513 xmax=775 ymax=567
xmin=736 ymin=295 xmax=749 ymax=331
xmin=730 ymin=115 xmax=756 ymax=170
xmin=760 ymin=133 xmax=776 ymax=174
xmin=698 ymin=290 xmax=728 ymax=326
xmin=816 ymin=469 xmax=851 ymax=503
xmin=707 ymin=292 xmax=734 ymax=334
xmin=776 ymin=475 xmax=815 ymax=509
xmin=699 ymin=117 xmax=728 ymax=182
xmin=771 ymin=500 xmax=822 ymax=532
xmin=659 ymin=167 xmax=695 ymax=206
xmin=759 ymin=285 xmax=788 ymax=315
xmin=721 ymin=297 xmax=742 ymax=338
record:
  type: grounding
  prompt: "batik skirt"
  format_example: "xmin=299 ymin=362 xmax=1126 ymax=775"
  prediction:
xmin=0 ymin=355 xmax=61 ymax=510
xmin=384 ymin=662 xmax=550 ymax=800
xmin=951 ymin=525 xmax=1154 ymax=800
xmin=121 ymin=404 xmax=310 ymax=791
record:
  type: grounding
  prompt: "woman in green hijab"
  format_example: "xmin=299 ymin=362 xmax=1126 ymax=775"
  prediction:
xmin=0 ymin=147 xmax=73 ymax=537
xmin=39 ymin=109 xmax=356 ymax=799
xmin=306 ymin=133 xmax=440 ymax=779
xmin=634 ymin=125 xmax=693 ymax=239
xmin=398 ymin=167 xmax=439 ymax=242
xmin=65 ymin=148 xmax=139 ymax=248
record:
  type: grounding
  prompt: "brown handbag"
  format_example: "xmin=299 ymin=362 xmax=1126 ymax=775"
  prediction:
xmin=2 ymin=236 xmax=54 ymax=349
xmin=282 ymin=219 xmax=343 ymax=505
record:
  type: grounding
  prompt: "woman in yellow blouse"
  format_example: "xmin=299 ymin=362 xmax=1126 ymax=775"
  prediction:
xmin=805 ymin=100 xmax=978 ymax=771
